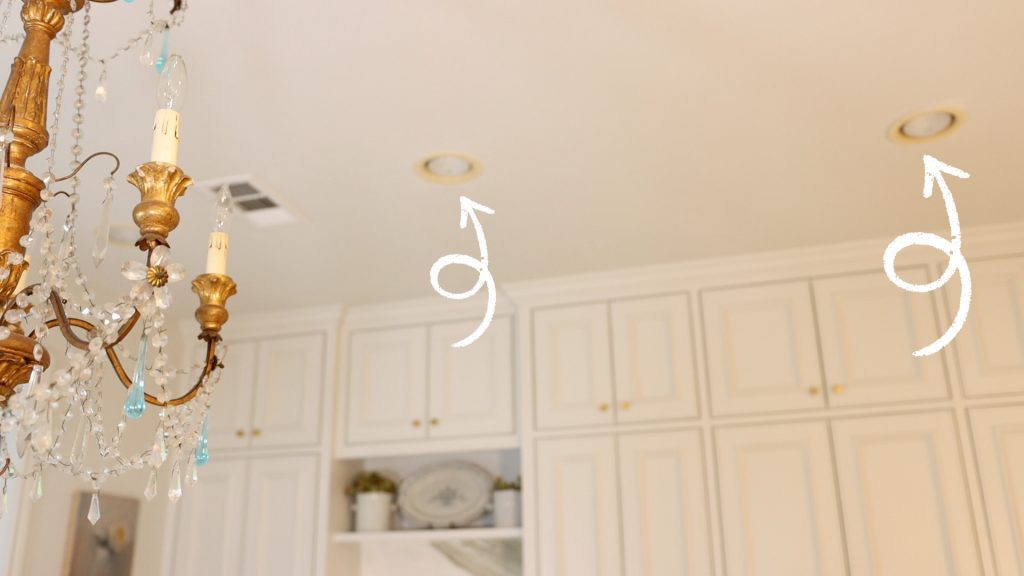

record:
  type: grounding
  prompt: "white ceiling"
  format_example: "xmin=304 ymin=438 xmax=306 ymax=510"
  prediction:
xmin=4 ymin=0 xmax=1024 ymax=315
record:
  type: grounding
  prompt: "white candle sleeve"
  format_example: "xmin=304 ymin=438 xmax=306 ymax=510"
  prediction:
xmin=206 ymin=232 xmax=229 ymax=275
xmin=150 ymin=108 xmax=180 ymax=164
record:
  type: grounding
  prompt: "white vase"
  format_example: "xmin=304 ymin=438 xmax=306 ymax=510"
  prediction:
xmin=492 ymin=490 xmax=520 ymax=528
xmin=354 ymin=492 xmax=394 ymax=532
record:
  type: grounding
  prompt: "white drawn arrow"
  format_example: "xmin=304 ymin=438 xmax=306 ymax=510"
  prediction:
xmin=883 ymin=155 xmax=971 ymax=357
xmin=430 ymin=196 xmax=496 ymax=348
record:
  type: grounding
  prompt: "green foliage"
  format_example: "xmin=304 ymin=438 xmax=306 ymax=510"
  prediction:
xmin=348 ymin=471 xmax=397 ymax=496
xmin=493 ymin=475 xmax=521 ymax=491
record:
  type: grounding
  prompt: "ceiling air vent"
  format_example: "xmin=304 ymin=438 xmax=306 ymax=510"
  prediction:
xmin=194 ymin=175 xmax=298 ymax=227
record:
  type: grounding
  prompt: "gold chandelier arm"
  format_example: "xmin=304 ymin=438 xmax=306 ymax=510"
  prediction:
xmin=50 ymin=151 xmax=120 ymax=184
xmin=39 ymin=291 xmax=218 ymax=407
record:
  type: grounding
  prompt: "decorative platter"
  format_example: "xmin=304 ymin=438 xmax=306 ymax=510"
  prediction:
xmin=398 ymin=461 xmax=493 ymax=528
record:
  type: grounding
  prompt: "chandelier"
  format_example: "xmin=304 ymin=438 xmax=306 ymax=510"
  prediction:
xmin=0 ymin=0 xmax=237 ymax=525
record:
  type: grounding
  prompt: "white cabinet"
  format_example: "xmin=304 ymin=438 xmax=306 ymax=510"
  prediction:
xmin=536 ymin=435 xmax=621 ymax=576
xmin=207 ymin=341 xmax=257 ymax=450
xmin=715 ymin=421 xmax=846 ymax=576
xmin=169 ymin=455 xmax=318 ymax=576
xmin=611 ymin=295 xmax=698 ymax=422
xmin=954 ymin=256 xmax=1024 ymax=396
xmin=204 ymin=333 xmax=325 ymax=451
xmin=241 ymin=456 xmax=319 ymax=576
xmin=618 ymin=430 xmax=711 ymax=576
xmin=346 ymin=327 xmax=428 ymax=444
xmin=831 ymin=412 xmax=981 ymax=576
xmin=168 ymin=459 xmax=248 ymax=576
xmin=534 ymin=295 xmax=699 ymax=429
xmin=429 ymin=317 xmax=514 ymax=438
xmin=969 ymin=405 xmax=1024 ymax=575
xmin=814 ymin=269 xmax=949 ymax=407
xmin=536 ymin=431 xmax=711 ymax=576
xmin=533 ymin=304 xmax=615 ymax=429
xmin=345 ymin=319 xmax=514 ymax=446
xmin=251 ymin=334 xmax=325 ymax=448
xmin=702 ymin=281 xmax=825 ymax=415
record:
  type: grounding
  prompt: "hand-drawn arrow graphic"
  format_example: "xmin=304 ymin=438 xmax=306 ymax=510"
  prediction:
xmin=430 ymin=196 xmax=496 ymax=348
xmin=883 ymin=155 xmax=971 ymax=357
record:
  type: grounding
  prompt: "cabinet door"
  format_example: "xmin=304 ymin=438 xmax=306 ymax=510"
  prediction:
xmin=240 ymin=455 xmax=318 ymax=576
xmin=533 ymin=304 xmax=615 ymax=429
xmin=715 ymin=422 xmax=846 ymax=576
xmin=536 ymin=436 xmax=621 ymax=576
xmin=969 ymin=405 xmax=1024 ymax=575
xmin=831 ymin=412 xmax=981 ymax=576
xmin=618 ymin=430 xmax=711 ymax=576
xmin=169 ymin=459 xmax=248 ymax=576
xmin=611 ymin=294 xmax=698 ymax=423
xmin=250 ymin=334 xmax=324 ymax=448
xmin=428 ymin=317 xmax=514 ymax=438
xmin=346 ymin=327 xmax=428 ymax=444
xmin=954 ymin=256 xmax=1024 ymax=396
xmin=207 ymin=340 xmax=257 ymax=450
xmin=702 ymin=281 xmax=825 ymax=415
xmin=813 ymin=269 xmax=948 ymax=407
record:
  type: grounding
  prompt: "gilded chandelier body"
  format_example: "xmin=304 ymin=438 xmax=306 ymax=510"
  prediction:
xmin=0 ymin=0 xmax=235 ymax=413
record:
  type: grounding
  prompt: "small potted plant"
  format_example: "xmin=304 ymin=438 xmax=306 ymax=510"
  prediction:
xmin=348 ymin=472 xmax=397 ymax=532
xmin=492 ymin=476 xmax=521 ymax=528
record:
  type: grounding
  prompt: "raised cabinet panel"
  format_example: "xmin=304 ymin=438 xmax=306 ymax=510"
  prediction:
xmin=715 ymin=422 xmax=846 ymax=576
xmin=241 ymin=456 xmax=318 ymax=576
xmin=536 ymin=436 xmax=621 ymax=576
xmin=618 ymin=431 xmax=711 ymax=576
xmin=831 ymin=413 xmax=981 ymax=576
xmin=206 ymin=341 xmax=257 ymax=450
xmin=428 ymin=317 xmax=514 ymax=438
xmin=701 ymin=281 xmax=825 ymax=415
xmin=611 ymin=294 xmax=698 ymax=422
xmin=813 ymin=269 xmax=948 ymax=407
xmin=969 ymin=405 xmax=1024 ymax=575
xmin=347 ymin=328 xmax=428 ymax=444
xmin=169 ymin=459 xmax=248 ymax=576
xmin=533 ymin=304 xmax=615 ymax=429
xmin=250 ymin=334 xmax=325 ymax=448
xmin=954 ymin=256 xmax=1024 ymax=396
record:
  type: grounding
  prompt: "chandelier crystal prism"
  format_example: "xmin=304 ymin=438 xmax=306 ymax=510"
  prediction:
xmin=0 ymin=0 xmax=237 ymax=524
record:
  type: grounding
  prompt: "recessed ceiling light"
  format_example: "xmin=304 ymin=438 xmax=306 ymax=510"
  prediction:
xmin=889 ymin=108 xmax=961 ymax=142
xmin=417 ymin=153 xmax=481 ymax=184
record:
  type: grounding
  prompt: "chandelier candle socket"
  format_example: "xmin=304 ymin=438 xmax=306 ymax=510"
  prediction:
xmin=0 ymin=0 xmax=239 ymax=517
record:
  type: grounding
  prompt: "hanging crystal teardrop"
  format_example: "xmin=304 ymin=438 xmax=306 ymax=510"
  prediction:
xmin=195 ymin=416 xmax=209 ymax=467
xmin=155 ymin=26 xmax=170 ymax=73
xmin=123 ymin=334 xmax=148 ymax=420
xmin=92 ymin=180 xmax=114 ymax=267
xmin=186 ymin=459 xmax=198 ymax=487
xmin=168 ymin=461 xmax=182 ymax=502
xmin=30 ymin=475 xmax=42 ymax=501
xmin=144 ymin=469 xmax=158 ymax=501
xmin=139 ymin=30 xmax=154 ymax=66
xmin=70 ymin=418 xmax=86 ymax=468
xmin=148 ymin=427 xmax=166 ymax=468
xmin=0 ymin=487 xmax=6 ymax=520
xmin=87 ymin=492 xmax=101 ymax=525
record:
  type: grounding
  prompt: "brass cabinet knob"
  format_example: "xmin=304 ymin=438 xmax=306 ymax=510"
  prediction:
xmin=620 ymin=401 xmax=632 ymax=410
xmin=598 ymin=403 xmax=610 ymax=412
xmin=430 ymin=418 xmax=440 ymax=426
xmin=412 ymin=419 xmax=422 ymax=428
xmin=809 ymin=387 xmax=821 ymax=396
xmin=236 ymin=429 xmax=245 ymax=438
xmin=251 ymin=428 xmax=262 ymax=437
xmin=832 ymin=384 xmax=845 ymax=395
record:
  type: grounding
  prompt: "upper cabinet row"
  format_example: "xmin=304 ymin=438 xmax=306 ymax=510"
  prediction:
xmin=344 ymin=317 xmax=514 ymax=447
xmin=533 ymin=294 xmax=698 ymax=429
xmin=533 ymin=257 xmax=1024 ymax=424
